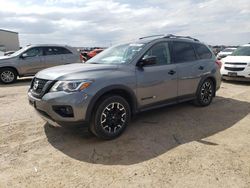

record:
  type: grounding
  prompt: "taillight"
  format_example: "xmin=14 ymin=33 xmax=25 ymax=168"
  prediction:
xmin=80 ymin=54 xmax=83 ymax=61
xmin=215 ymin=60 xmax=222 ymax=69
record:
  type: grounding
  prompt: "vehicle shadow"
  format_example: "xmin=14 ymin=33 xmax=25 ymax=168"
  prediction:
xmin=44 ymin=96 xmax=250 ymax=165
xmin=222 ymin=79 xmax=250 ymax=86
xmin=0 ymin=77 xmax=32 ymax=87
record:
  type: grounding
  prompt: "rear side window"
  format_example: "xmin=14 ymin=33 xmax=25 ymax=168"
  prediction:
xmin=44 ymin=47 xmax=72 ymax=56
xmin=193 ymin=43 xmax=212 ymax=59
xmin=172 ymin=42 xmax=197 ymax=63
xmin=57 ymin=47 xmax=72 ymax=54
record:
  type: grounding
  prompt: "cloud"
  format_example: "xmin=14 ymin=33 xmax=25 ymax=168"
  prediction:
xmin=0 ymin=0 xmax=249 ymax=46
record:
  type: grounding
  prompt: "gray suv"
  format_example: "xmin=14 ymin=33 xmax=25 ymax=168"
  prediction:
xmin=0 ymin=44 xmax=80 ymax=84
xmin=28 ymin=35 xmax=221 ymax=139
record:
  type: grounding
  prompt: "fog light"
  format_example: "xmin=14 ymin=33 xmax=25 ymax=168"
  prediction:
xmin=53 ymin=106 xmax=74 ymax=117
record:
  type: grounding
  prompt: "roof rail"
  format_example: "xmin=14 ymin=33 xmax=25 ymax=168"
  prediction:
xmin=138 ymin=34 xmax=200 ymax=42
xmin=139 ymin=34 xmax=165 ymax=40
xmin=164 ymin=34 xmax=199 ymax=42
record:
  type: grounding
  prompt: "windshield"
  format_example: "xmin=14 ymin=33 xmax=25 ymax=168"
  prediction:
xmin=87 ymin=43 xmax=145 ymax=64
xmin=231 ymin=46 xmax=250 ymax=56
xmin=10 ymin=46 xmax=30 ymax=57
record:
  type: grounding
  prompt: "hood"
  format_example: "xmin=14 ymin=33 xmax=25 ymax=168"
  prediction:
xmin=222 ymin=55 xmax=250 ymax=63
xmin=35 ymin=63 xmax=119 ymax=80
xmin=0 ymin=55 xmax=15 ymax=60
xmin=218 ymin=52 xmax=232 ymax=55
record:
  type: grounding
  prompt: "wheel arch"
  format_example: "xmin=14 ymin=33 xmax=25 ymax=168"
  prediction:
xmin=85 ymin=85 xmax=138 ymax=122
xmin=197 ymin=75 xmax=217 ymax=97
xmin=0 ymin=66 xmax=19 ymax=76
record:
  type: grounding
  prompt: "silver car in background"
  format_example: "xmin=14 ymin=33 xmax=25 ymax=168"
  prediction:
xmin=0 ymin=44 xmax=81 ymax=84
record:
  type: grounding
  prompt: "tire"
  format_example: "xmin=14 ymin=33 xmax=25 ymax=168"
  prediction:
xmin=89 ymin=95 xmax=131 ymax=140
xmin=0 ymin=68 xmax=17 ymax=84
xmin=194 ymin=79 xmax=215 ymax=106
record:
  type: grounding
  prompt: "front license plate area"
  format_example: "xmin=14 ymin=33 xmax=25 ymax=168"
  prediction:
xmin=228 ymin=72 xmax=237 ymax=77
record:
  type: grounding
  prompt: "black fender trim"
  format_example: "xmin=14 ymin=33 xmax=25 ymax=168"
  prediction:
xmin=85 ymin=85 xmax=138 ymax=122
xmin=196 ymin=75 xmax=217 ymax=97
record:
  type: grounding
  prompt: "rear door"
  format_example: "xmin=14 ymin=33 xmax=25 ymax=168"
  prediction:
xmin=18 ymin=47 xmax=44 ymax=75
xmin=172 ymin=41 xmax=203 ymax=97
xmin=136 ymin=42 xmax=178 ymax=107
xmin=60 ymin=47 xmax=80 ymax=64
xmin=43 ymin=46 xmax=64 ymax=68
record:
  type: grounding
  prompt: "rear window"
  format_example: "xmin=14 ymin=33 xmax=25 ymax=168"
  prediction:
xmin=193 ymin=43 xmax=212 ymax=59
xmin=172 ymin=42 xmax=197 ymax=63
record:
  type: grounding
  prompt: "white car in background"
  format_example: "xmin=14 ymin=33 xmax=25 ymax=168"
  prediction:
xmin=221 ymin=44 xmax=250 ymax=81
xmin=0 ymin=51 xmax=4 ymax=56
xmin=217 ymin=47 xmax=237 ymax=59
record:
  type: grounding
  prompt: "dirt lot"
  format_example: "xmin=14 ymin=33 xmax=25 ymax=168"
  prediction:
xmin=0 ymin=79 xmax=250 ymax=188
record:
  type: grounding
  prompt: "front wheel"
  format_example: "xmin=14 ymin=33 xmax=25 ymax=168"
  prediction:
xmin=89 ymin=95 xmax=131 ymax=140
xmin=194 ymin=79 xmax=215 ymax=106
xmin=0 ymin=68 xmax=17 ymax=84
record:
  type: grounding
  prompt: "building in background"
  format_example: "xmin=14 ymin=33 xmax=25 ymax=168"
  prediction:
xmin=0 ymin=29 xmax=20 ymax=52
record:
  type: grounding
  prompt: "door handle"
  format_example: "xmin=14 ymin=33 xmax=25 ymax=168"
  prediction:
xmin=168 ymin=70 xmax=176 ymax=75
xmin=199 ymin=66 xmax=204 ymax=70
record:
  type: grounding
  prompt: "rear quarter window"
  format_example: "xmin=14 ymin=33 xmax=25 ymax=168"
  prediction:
xmin=60 ymin=47 xmax=73 ymax=54
xmin=172 ymin=42 xmax=197 ymax=63
xmin=193 ymin=43 xmax=212 ymax=59
xmin=54 ymin=47 xmax=73 ymax=55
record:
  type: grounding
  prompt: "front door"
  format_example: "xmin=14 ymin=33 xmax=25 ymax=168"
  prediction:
xmin=136 ymin=42 xmax=178 ymax=107
xmin=19 ymin=47 xmax=44 ymax=75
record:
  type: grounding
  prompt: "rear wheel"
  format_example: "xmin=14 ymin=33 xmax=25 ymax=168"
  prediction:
xmin=194 ymin=79 xmax=214 ymax=106
xmin=0 ymin=68 xmax=17 ymax=84
xmin=89 ymin=95 xmax=131 ymax=140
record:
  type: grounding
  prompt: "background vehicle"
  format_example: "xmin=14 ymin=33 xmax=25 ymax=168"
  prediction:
xmin=87 ymin=48 xmax=104 ymax=58
xmin=0 ymin=51 xmax=4 ymax=56
xmin=28 ymin=34 xmax=221 ymax=140
xmin=0 ymin=44 xmax=81 ymax=84
xmin=217 ymin=48 xmax=237 ymax=59
xmin=80 ymin=48 xmax=105 ymax=62
xmin=221 ymin=44 xmax=250 ymax=81
xmin=4 ymin=51 xmax=15 ymax=56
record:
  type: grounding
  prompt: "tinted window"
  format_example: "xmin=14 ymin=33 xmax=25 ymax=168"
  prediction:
xmin=44 ymin=47 xmax=54 ymax=56
xmin=143 ymin=42 xmax=170 ymax=65
xmin=173 ymin=42 xmax=197 ymax=63
xmin=44 ymin=47 xmax=72 ymax=56
xmin=24 ymin=47 xmax=43 ymax=57
xmin=58 ymin=47 xmax=72 ymax=54
xmin=193 ymin=43 xmax=212 ymax=59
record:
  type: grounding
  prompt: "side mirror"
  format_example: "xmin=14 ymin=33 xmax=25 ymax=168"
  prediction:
xmin=20 ymin=53 xmax=28 ymax=59
xmin=138 ymin=56 xmax=157 ymax=67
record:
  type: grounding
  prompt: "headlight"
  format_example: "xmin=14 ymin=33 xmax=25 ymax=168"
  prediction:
xmin=50 ymin=80 xmax=92 ymax=92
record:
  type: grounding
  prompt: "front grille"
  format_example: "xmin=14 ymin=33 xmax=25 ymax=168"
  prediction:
xmin=224 ymin=67 xmax=245 ymax=71
xmin=30 ymin=78 xmax=54 ymax=98
xmin=225 ymin=62 xmax=247 ymax=65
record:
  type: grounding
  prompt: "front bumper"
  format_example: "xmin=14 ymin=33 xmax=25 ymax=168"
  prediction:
xmin=221 ymin=65 xmax=250 ymax=81
xmin=28 ymin=90 xmax=92 ymax=126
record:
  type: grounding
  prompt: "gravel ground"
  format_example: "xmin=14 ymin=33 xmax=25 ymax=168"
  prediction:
xmin=0 ymin=79 xmax=250 ymax=188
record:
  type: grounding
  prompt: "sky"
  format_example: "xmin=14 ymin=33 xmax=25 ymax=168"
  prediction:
xmin=0 ymin=0 xmax=250 ymax=47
